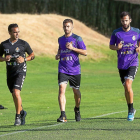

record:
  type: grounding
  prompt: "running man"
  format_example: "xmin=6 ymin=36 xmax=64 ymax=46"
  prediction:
xmin=0 ymin=24 xmax=35 ymax=125
xmin=109 ymin=12 xmax=140 ymax=121
xmin=55 ymin=19 xmax=87 ymax=122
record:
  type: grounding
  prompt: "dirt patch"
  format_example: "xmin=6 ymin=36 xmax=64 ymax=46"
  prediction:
xmin=0 ymin=14 xmax=109 ymax=60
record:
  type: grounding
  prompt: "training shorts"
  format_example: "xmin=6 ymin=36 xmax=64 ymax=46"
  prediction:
xmin=119 ymin=66 xmax=138 ymax=85
xmin=7 ymin=73 xmax=26 ymax=93
xmin=58 ymin=72 xmax=81 ymax=89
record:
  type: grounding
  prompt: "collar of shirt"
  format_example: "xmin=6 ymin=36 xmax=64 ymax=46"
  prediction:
xmin=9 ymin=39 xmax=18 ymax=45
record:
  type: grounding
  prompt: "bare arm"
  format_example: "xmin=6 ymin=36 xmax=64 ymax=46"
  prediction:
xmin=26 ymin=52 xmax=35 ymax=61
xmin=0 ymin=55 xmax=11 ymax=62
xmin=72 ymin=47 xmax=87 ymax=56
xmin=109 ymin=42 xmax=123 ymax=51
xmin=66 ymin=42 xmax=87 ymax=56
xmin=0 ymin=56 xmax=6 ymax=62
xmin=16 ymin=52 xmax=35 ymax=63
xmin=136 ymin=42 xmax=140 ymax=53
xmin=109 ymin=45 xmax=119 ymax=50
xmin=55 ymin=49 xmax=60 ymax=60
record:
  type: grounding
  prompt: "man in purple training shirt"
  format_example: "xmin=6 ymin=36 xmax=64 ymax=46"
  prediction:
xmin=55 ymin=19 xmax=87 ymax=122
xmin=110 ymin=12 xmax=140 ymax=121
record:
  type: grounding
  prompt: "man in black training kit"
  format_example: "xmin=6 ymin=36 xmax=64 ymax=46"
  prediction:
xmin=0 ymin=24 xmax=35 ymax=126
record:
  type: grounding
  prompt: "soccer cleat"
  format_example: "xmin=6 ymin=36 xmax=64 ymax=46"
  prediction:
xmin=74 ymin=107 xmax=81 ymax=122
xmin=21 ymin=111 xmax=27 ymax=125
xmin=127 ymin=108 xmax=136 ymax=121
xmin=57 ymin=115 xmax=67 ymax=122
xmin=14 ymin=117 xmax=21 ymax=126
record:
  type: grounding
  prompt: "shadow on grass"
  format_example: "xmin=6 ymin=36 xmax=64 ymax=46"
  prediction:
xmin=82 ymin=117 xmax=140 ymax=120
xmin=0 ymin=117 xmax=140 ymax=133
xmin=1 ymin=126 xmax=140 ymax=133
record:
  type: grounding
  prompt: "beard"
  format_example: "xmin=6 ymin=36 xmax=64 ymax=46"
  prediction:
xmin=122 ymin=24 xmax=130 ymax=29
xmin=64 ymin=30 xmax=71 ymax=35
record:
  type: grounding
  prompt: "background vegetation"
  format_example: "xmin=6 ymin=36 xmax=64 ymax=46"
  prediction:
xmin=0 ymin=0 xmax=140 ymax=36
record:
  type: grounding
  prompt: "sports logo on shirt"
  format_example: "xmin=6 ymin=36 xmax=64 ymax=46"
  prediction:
xmin=15 ymin=47 xmax=20 ymax=52
xmin=61 ymin=49 xmax=71 ymax=53
xmin=132 ymin=36 xmax=136 ymax=41
xmin=61 ymin=56 xmax=72 ymax=61
xmin=4 ymin=49 xmax=9 ymax=53
xmin=70 ymin=41 xmax=73 ymax=45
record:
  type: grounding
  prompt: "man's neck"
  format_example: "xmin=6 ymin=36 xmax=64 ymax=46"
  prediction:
xmin=122 ymin=26 xmax=131 ymax=32
xmin=10 ymin=38 xmax=18 ymax=43
xmin=9 ymin=38 xmax=18 ymax=45
xmin=65 ymin=32 xmax=72 ymax=37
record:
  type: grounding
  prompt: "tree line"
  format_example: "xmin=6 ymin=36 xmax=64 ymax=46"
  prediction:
xmin=0 ymin=0 xmax=140 ymax=36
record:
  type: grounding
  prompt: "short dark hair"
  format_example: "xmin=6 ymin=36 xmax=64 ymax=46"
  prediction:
xmin=63 ymin=19 xmax=73 ymax=25
xmin=8 ymin=24 xmax=18 ymax=32
xmin=120 ymin=11 xmax=131 ymax=19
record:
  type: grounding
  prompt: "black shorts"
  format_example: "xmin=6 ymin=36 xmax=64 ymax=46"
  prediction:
xmin=119 ymin=66 xmax=138 ymax=85
xmin=7 ymin=73 xmax=26 ymax=93
xmin=58 ymin=72 xmax=81 ymax=89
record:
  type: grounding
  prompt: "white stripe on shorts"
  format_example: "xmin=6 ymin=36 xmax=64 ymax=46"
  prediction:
xmin=70 ymin=86 xmax=80 ymax=89
xmin=123 ymin=66 xmax=138 ymax=85
xmin=59 ymin=81 xmax=68 ymax=85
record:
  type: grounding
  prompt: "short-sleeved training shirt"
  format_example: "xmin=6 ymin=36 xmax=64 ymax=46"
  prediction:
xmin=58 ymin=33 xmax=86 ymax=75
xmin=0 ymin=39 xmax=33 ymax=77
xmin=110 ymin=27 xmax=140 ymax=69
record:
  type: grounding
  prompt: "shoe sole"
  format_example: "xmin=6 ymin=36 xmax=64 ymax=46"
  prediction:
xmin=127 ymin=110 xmax=136 ymax=121
xmin=14 ymin=123 xmax=21 ymax=126
xmin=21 ymin=111 xmax=27 ymax=125
xmin=75 ymin=118 xmax=81 ymax=122
xmin=57 ymin=119 xmax=67 ymax=122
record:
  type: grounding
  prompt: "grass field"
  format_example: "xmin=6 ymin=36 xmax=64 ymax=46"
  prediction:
xmin=0 ymin=57 xmax=140 ymax=140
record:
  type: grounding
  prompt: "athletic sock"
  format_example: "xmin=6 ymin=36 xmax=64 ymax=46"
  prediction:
xmin=128 ymin=103 xmax=133 ymax=113
xmin=61 ymin=111 xmax=65 ymax=116
xmin=20 ymin=110 xmax=24 ymax=116
xmin=75 ymin=106 xmax=79 ymax=111
xmin=16 ymin=114 xmax=21 ymax=118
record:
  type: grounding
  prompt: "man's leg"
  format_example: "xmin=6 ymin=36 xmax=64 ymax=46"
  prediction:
xmin=73 ymin=88 xmax=81 ymax=122
xmin=57 ymin=83 xmax=67 ymax=122
xmin=12 ymin=89 xmax=22 ymax=114
xmin=124 ymin=79 xmax=136 ymax=121
xmin=12 ymin=88 xmax=22 ymax=125
xmin=124 ymin=79 xmax=133 ymax=104
xmin=58 ymin=83 xmax=67 ymax=111
xmin=69 ymin=74 xmax=81 ymax=122
xmin=73 ymin=88 xmax=81 ymax=108
xmin=11 ymin=74 xmax=27 ymax=125
xmin=119 ymin=66 xmax=137 ymax=121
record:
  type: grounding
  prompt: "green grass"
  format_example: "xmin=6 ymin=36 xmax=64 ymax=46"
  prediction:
xmin=0 ymin=56 xmax=140 ymax=140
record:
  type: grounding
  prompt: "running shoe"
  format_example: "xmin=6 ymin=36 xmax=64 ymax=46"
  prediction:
xmin=57 ymin=115 xmax=67 ymax=122
xmin=127 ymin=108 xmax=136 ymax=121
xmin=14 ymin=116 xmax=21 ymax=126
xmin=74 ymin=107 xmax=81 ymax=122
xmin=21 ymin=110 xmax=27 ymax=125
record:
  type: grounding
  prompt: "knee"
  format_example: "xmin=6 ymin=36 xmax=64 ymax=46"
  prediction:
xmin=12 ymin=89 xmax=21 ymax=98
xmin=125 ymin=80 xmax=132 ymax=92
xmin=59 ymin=85 xmax=65 ymax=95
xmin=73 ymin=89 xmax=80 ymax=95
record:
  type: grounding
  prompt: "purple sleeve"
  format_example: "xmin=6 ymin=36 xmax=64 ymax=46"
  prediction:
xmin=110 ymin=34 xmax=116 ymax=45
xmin=77 ymin=37 xmax=86 ymax=50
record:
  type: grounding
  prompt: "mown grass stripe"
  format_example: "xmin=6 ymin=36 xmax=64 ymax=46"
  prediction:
xmin=0 ymin=110 xmax=127 ymax=138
